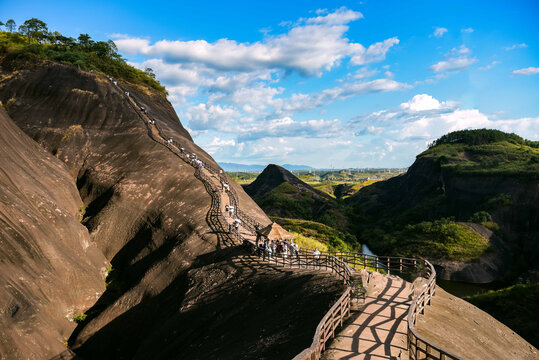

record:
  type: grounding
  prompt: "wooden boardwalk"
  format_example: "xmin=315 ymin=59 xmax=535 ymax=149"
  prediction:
xmin=323 ymin=273 xmax=411 ymax=360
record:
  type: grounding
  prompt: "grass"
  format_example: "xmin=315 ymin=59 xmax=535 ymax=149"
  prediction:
xmin=464 ymin=282 xmax=539 ymax=348
xmin=273 ymin=217 xmax=357 ymax=252
xmin=291 ymin=232 xmax=329 ymax=252
xmin=420 ymin=140 xmax=539 ymax=180
xmin=395 ymin=220 xmax=491 ymax=260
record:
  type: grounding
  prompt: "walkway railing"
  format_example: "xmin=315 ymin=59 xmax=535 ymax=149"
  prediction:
xmin=113 ymin=76 xmax=460 ymax=360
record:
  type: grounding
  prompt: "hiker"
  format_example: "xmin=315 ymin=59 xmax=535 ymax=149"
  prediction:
xmin=282 ymin=242 xmax=288 ymax=259
xmin=180 ymin=147 xmax=184 ymax=153
xmin=225 ymin=205 xmax=229 ymax=214
xmin=125 ymin=91 xmax=129 ymax=97
xmin=228 ymin=206 xmax=234 ymax=217
xmin=294 ymin=242 xmax=299 ymax=257
xmin=289 ymin=241 xmax=295 ymax=257
xmin=313 ymin=248 xmax=321 ymax=259
xmin=265 ymin=240 xmax=272 ymax=259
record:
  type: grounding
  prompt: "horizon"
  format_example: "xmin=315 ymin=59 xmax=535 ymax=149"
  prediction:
xmin=2 ymin=0 xmax=538 ymax=168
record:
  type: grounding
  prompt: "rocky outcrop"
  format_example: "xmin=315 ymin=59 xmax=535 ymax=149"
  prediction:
xmin=0 ymin=107 xmax=107 ymax=359
xmin=0 ymin=63 xmax=342 ymax=359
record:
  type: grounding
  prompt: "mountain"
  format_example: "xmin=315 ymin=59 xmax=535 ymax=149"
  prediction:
xmin=243 ymin=164 xmax=356 ymax=250
xmin=220 ymin=162 xmax=315 ymax=172
xmin=0 ymin=107 xmax=107 ymax=358
xmin=0 ymin=46 xmax=344 ymax=358
xmin=347 ymin=129 xmax=539 ymax=283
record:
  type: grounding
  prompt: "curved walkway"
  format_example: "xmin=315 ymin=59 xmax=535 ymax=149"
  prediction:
xmin=111 ymin=77 xmax=457 ymax=360
xmin=323 ymin=274 xmax=411 ymax=360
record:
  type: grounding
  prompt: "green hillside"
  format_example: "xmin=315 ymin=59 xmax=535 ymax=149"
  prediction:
xmin=0 ymin=19 xmax=165 ymax=94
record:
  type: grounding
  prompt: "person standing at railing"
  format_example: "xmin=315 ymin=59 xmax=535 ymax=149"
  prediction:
xmin=313 ymin=248 xmax=321 ymax=259
xmin=282 ymin=242 xmax=288 ymax=259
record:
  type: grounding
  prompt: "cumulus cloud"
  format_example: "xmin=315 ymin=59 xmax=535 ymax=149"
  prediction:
xmin=352 ymin=94 xmax=539 ymax=143
xmin=433 ymin=27 xmax=448 ymax=38
xmin=184 ymin=104 xmax=240 ymax=130
xmin=511 ymin=67 xmax=539 ymax=76
xmin=504 ymin=43 xmax=527 ymax=51
xmin=113 ymin=7 xmax=397 ymax=77
xmin=237 ymin=117 xmax=342 ymax=141
xmin=430 ymin=56 xmax=477 ymax=73
xmin=461 ymin=28 xmax=474 ymax=33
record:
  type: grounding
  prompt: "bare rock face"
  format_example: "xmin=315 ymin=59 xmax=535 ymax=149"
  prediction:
xmin=0 ymin=63 xmax=341 ymax=359
xmin=0 ymin=107 xmax=107 ymax=359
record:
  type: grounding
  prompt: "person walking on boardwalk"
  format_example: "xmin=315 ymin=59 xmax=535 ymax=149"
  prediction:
xmin=313 ymin=248 xmax=320 ymax=259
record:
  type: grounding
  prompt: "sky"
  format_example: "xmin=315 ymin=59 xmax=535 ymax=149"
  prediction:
xmin=2 ymin=0 xmax=539 ymax=168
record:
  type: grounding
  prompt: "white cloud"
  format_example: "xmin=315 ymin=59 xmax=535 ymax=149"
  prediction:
xmin=350 ymin=37 xmax=400 ymax=65
xmin=479 ymin=60 xmax=500 ymax=71
xmin=184 ymin=104 xmax=240 ymax=130
xmin=433 ymin=27 xmax=448 ymax=38
xmin=449 ymin=45 xmax=470 ymax=56
xmin=352 ymin=94 xmax=539 ymax=143
xmin=504 ymin=43 xmax=527 ymax=51
xmin=280 ymin=79 xmax=411 ymax=114
xmin=352 ymin=67 xmax=379 ymax=79
xmin=461 ymin=28 xmax=474 ymax=33
xmin=511 ymin=67 xmax=539 ymax=76
xmin=430 ymin=56 xmax=477 ymax=73
xmin=113 ymin=8 xmax=397 ymax=77
xmin=237 ymin=117 xmax=342 ymax=141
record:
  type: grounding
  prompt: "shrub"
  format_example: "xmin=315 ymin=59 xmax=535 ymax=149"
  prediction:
xmin=73 ymin=313 xmax=87 ymax=323
xmin=468 ymin=211 xmax=492 ymax=223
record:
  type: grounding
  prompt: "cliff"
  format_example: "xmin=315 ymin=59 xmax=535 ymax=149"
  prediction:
xmin=0 ymin=62 xmax=345 ymax=359
xmin=347 ymin=130 xmax=539 ymax=283
xmin=0 ymin=107 xmax=107 ymax=358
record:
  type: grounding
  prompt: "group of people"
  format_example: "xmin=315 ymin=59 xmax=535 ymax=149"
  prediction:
xmin=259 ymin=239 xmax=299 ymax=259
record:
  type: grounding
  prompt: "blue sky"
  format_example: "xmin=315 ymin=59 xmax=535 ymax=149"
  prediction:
xmin=2 ymin=0 xmax=538 ymax=168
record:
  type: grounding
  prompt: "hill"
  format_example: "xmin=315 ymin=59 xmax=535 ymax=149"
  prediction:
xmin=243 ymin=164 xmax=357 ymax=251
xmin=0 ymin=26 xmax=343 ymax=359
xmin=244 ymin=164 xmax=350 ymax=230
xmin=347 ymin=129 xmax=538 ymax=283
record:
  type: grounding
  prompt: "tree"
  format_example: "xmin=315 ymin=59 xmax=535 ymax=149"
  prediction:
xmin=144 ymin=67 xmax=156 ymax=79
xmin=19 ymin=18 xmax=48 ymax=43
xmin=0 ymin=21 xmax=4 ymax=28
xmin=5 ymin=19 xmax=16 ymax=32
xmin=78 ymin=33 xmax=93 ymax=48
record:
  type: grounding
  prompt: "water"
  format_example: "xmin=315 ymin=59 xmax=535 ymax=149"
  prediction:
xmin=361 ymin=243 xmax=375 ymax=256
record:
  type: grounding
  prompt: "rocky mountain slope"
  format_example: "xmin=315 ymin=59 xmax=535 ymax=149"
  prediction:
xmin=0 ymin=62 xmax=344 ymax=359
xmin=347 ymin=129 xmax=538 ymax=283
xmin=0 ymin=107 xmax=107 ymax=359
xmin=244 ymin=164 xmax=349 ymax=230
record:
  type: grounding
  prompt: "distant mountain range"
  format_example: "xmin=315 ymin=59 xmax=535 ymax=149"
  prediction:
xmin=219 ymin=162 xmax=315 ymax=172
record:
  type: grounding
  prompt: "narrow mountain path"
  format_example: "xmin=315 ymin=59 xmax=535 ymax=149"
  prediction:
xmin=116 ymin=79 xmax=414 ymax=360
xmin=323 ymin=274 xmax=411 ymax=360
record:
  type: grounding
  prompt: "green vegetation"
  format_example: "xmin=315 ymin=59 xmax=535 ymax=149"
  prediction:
xmin=421 ymin=131 xmax=539 ymax=179
xmin=0 ymin=18 xmax=166 ymax=95
xmin=348 ymin=129 xmax=538 ymax=262
xmin=429 ymin=128 xmax=539 ymax=148
xmin=273 ymin=217 xmax=357 ymax=252
xmin=465 ymin=282 xmax=539 ymax=348
xmin=73 ymin=313 xmax=87 ymax=323
xmin=396 ymin=219 xmax=490 ymax=260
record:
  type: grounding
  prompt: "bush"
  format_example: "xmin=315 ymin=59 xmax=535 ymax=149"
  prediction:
xmin=73 ymin=313 xmax=87 ymax=323
xmin=469 ymin=211 xmax=492 ymax=223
